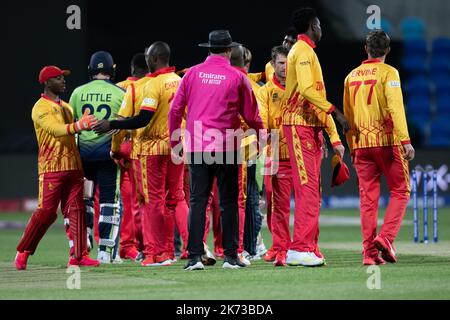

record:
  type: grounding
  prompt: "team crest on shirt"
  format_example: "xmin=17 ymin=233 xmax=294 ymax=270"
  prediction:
xmin=143 ymin=97 xmax=156 ymax=106
xmin=388 ymin=81 xmax=401 ymax=88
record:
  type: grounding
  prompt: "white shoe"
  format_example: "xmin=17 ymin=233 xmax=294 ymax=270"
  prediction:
xmin=286 ymin=250 xmax=324 ymax=267
xmin=202 ymin=244 xmax=217 ymax=266
xmin=97 ymin=250 xmax=111 ymax=264
xmin=253 ymin=243 xmax=268 ymax=260
xmin=238 ymin=253 xmax=251 ymax=266
xmin=112 ymin=254 xmax=123 ymax=264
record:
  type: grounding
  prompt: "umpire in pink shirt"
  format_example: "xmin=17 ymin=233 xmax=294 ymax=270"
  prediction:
xmin=169 ymin=30 xmax=264 ymax=270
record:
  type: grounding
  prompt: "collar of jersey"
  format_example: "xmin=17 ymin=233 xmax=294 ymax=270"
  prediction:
xmin=41 ymin=94 xmax=62 ymax=106
xmin=149 ymin=67 xmax=176 ymax=78
xmin=297 ymin=34 xmax=316 ymax=49
xmin=362 ymin=58 xmax=382 ymax=64
xmin=272 ymin=74 xmax=285 ymax=90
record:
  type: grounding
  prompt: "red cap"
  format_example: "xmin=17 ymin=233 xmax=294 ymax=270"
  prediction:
xmin=331 ymin=155 xmax=350 ymax=187
xmin=38 ymin=66 xmax=70 ymax=84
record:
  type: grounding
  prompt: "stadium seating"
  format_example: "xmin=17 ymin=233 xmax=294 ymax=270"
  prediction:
xmin=428 ymin=118 xmax=450 ymax=147
xmin=402 ymin=39 xmax=428 ymax=75
xmin=430 ymin=55 xmax=450 ymax=74
xmin=406 ymin=75 xmax=431 ymax=95
xmin=401 ymin=18 xmax=426 ymax=40
xmin=436 ymin=93 xmax=450 ymax=114
xmin=432 ymin=37 xmax=450 ymax=54
xmin=403 ymin=56 xmax=427 ymax=75
xmin=404 ymin=39 xmax=428 ymax=56
xmin=407 ymin=94 xmax=432 ymax=120
xmin=401 ymin=18 xmax=450 ymax=147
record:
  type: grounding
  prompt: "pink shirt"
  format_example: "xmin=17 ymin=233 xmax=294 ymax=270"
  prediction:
xmin=169 ymin=55 xmax=264 ymax=153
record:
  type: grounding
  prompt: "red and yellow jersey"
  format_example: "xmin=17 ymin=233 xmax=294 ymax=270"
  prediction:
xmin=343 ymin=59 xmax=411 ymax=151
xmin=248 ymin=61 xmax=275 ymax=84
xmin=247 ymin=73 xmax=261 ymax=93
xmin=256 ymin=76 xmax=289 ymax=160
xmin=248 ymin=72 xmax=263 ymax=84
xmin=31 ymin=94 xmax=82 ymax=174
xmin=112 ymin=74 xmax=153 ymax=157
xmin=284 ymin=34 xmax=335 ymax=127
xmin=265 ymin=61 xmax=275 ymax=83
xmin=116 ymin=76 xmax=139 ymax=90
xmin=137 ymin=67 xmax=181 ymax=156
xmin=232 ymin=67 xmax=261 ymax=160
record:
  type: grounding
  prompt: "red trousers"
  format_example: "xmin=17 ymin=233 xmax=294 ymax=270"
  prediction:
xmin=353 ymin=146 xmax=410 ymax=254
xmin=238 ymin=164 xmax=246 ymax=253
xmin=284 ymin=125 xmax=323 ymax=252
xmin=119 ymin=168 xmax=140 ymax=252
xmin=271 ymin=160 xmax=293 ymax=252
xmin=264 ymin=174 xmax=273 ymax=232
xmin=17 ymin=170 xmax=87 ymax=260
xmin=140 ymin=155 xmax=188 ymax=257
xmin=203 ymin=179 xmax=223 ymax=252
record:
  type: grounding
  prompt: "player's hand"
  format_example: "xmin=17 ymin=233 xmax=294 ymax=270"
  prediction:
xmin=403 ymin=144 xmax=415 ymax=161
xmin=333 ymin=144 xmax=345 ymax=159
xmin=170 ymin=147 xmax=184 ymax=165
xmin=74 ymin=109 xmax=97 ymax=132
xmin=93 ymin=120 xmax=111 ymax=134
xmin=322 ymin=140 xmax=329 ymax=159
xmin=110 ymin=151 xmax=129 ymax=170
xmin=334 ymin=108 xmax=350 ymax=133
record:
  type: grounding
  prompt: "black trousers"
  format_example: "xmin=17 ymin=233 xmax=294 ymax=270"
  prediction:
xmin=187 ymin=152 xmax=239 ymax=259
xmin=244 ymin=163 xmax=263 ymax=256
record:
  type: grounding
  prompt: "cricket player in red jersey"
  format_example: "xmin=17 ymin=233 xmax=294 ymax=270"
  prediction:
xmin=344 ymin=30 xmax=415 ymax=265
xmin=15 ymin=66 xmax=99 ymax=270
xmin=94 ymin=42 xmax=188 ymax=266
xmin=283 ymin=8 xmax=349 ymax=267
xmin=115 ymin=53 xmax=149 ymax=261
xmin=257 ymin=46 xmax=291 ymax=266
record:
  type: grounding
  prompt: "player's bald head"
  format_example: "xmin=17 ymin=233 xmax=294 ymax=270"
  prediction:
xmin=230 ymin=45 xmax=245 ymax=68
xmin=146 ymin=41 xmax=171 ymax=64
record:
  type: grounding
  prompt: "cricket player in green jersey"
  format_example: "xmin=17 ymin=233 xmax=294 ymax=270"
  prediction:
xmin=69 ymin=51 xmax=125 ymax=264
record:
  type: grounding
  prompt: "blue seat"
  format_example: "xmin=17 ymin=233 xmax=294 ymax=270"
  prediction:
xmin=432 ymin=38 xmax=450 ymax=55
xmin=427 ymin=136 xmax=450 ymax=148
xmin=407 ymin=94 xmax=431 ymax=114
xmin=408 ymin=114 xmax=430 ymax=130
xmin=430 ymin=55 xmax=450 ymax=73
xmin=428 ymin=119 xmax=450 ymax=147
xmin=433 ymin=75 xmax=450 ymax=94
xmin=436 ymin=93 xmax=450 ymax=114
xmin=401 ymin=18 xmax=425 ymax=40
xmin=431 ymin=71 xmax=450 ymax=83
xmin=403 ymin=56 xmax=427 ymax=74
xmin=404 ymin=39 xmax=428 ymax=56
xmin=406 ymin=76 xmax=431 ymax=95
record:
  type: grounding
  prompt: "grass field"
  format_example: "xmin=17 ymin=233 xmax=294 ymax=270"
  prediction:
xmin=1 ymin=208 xmax=450 ymax=300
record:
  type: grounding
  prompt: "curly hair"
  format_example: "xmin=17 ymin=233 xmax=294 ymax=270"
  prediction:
xmin=366 ymin=30 xmax=390 ymax=58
